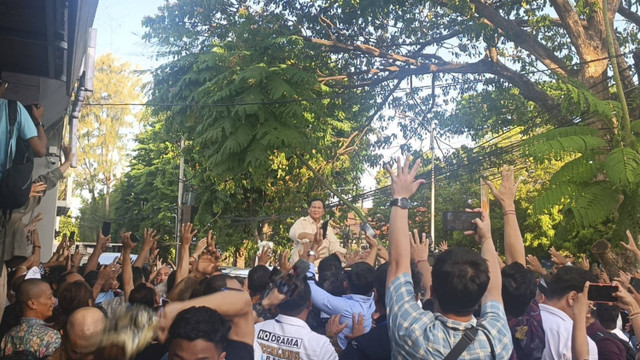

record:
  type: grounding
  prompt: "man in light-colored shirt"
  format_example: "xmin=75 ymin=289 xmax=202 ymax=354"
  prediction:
xmin=253 ymin=278 xmax=338 ymax=360
xmin=289 ymin=199 xmax=346 ymax=263
xmin=540 ymin=265 xmax=598 ymax=360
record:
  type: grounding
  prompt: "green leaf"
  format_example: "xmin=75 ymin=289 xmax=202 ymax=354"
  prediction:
xmin=570 ymin=182 xmax=619 ymax=227
xmin=604 ymin=147 xmax=640 ymax=188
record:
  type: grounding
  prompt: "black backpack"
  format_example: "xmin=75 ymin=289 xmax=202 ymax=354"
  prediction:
xmin=590 ymin=331 xmax=636 ymax=360
xmin=0 ymin=100 xmax=34 ymax=213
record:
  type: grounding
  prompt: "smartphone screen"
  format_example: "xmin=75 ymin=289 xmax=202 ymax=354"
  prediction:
xmin=361 ymin=223 xmax=377 ymax=239
xmin=69 ymin=231 xmax=76 ymax=241
xmin=130 ymin=233 xmax=140 ymax=243
xmin=587 ymin=283 xmax=618 ymax=303
xmin=442 ymin=212 xmax=481 ymax=232
xmin=101 ymin=221 xmax=111 ymax=237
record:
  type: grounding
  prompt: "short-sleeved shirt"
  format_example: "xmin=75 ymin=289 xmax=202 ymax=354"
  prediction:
xmin=539 ymin=303 xmax=598 ymax=359
xmin=386 ymin=273 xmax=513 ymax=359
xmin=0 ymin=99 xmax=37 ymax=177
xmin=0 ymin=317 xmax=61 ymax=358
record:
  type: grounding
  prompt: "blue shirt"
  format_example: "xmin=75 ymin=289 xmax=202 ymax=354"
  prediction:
xmin=386 ymin=272 xmax=513 ymax=359
xmin=307 ymin=263 xmax=375 ymax=349
xmin=0 ymin=99 xmax=37 ymax=177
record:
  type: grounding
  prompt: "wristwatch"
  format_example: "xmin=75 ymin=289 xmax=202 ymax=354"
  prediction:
xmin=308 ymin=250 xmax=317 ymax=257
xmin=389 ymin=197 xmax=411 ymax=209
xmin=34 ymin=121 xmax=44 ymax=129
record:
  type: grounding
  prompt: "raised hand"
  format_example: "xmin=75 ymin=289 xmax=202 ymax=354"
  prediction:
xmin=180 ymin=223 xmax=196 ymax=247
xmin=438 ymin=241 xmax=448 ymax=253
xmin=549 ymin=247 xmax=569 ymax=266
xmin=410 ymin=229 xmax=429 ymax=263
xmin=526 ymin=255 xmax=547 ymax=275
xmin=121 ymin=232 xmax=134 ymax=252
xmin=621 ymin=230 xmax=640 ymax=256
xmin=464 ymin=209 xmax=492 ymax=244
xmin=29 ymin=182 xmax=46 ymax=198
xmin=377 ymin=245 xmax=389 ymax=261
xmin=143 ymin=228 xmax=159 ymax=248
xmin=385 ymin=156 xmax=425 ymax=199
xmin=257 ymin=247 xmax=272 ymax=266
xmin=279 ymin=250 xmax=293 ymax=274
xmin=484 ymin=165 xmax=521 ymax=209
xmin=616 ymin=271 xmax=632 ymax=291
xmin=579 ymin=256 xmax=590 ymax=271
xmin=193 ymin=238 xmax=208 ymax=259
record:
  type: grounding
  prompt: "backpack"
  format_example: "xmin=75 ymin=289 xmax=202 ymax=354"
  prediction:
xmin=590 ymin=331 xmax=636 ymax=360
xmin=0 ymin=100 xmax=34 ymax=213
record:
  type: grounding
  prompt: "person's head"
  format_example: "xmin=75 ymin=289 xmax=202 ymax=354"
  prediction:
xmin=154 ymin=266 xmax=172 ymax=285
xmin=64 ymin=307 xmax=107 ymax=360
xmin=55 ymin=272 xmax=86 ymax=297
xmin=346 ymin=262 xmax=375 ymax=296
xmin=199 ymin=274 xmax=242 ymax=297
xmin=247 ymin=265 xmax=271 ymax=298
xmin=17 ymin=279 xmax=56 ymax=320
xmin=277 ymin=279 xmax=311 ymax=318
xmin=502 ymin=262 xmax=537 ymax=318
xmin=308 ymin=198 xmax=325 ymax=222
xmin=546 ymin=266 xmax=596 ymax=318
xmin=57 ymin=281 xmax=94 ymax=317
xmin=596 ymin=303 xmax=621 ymax=330
xmin=129 ymin=283 xmax=157 ymax=309
xmin=431 ymin=247 xmax=490 ymax=316
xmin=318 ymin=254 xmax=342 ymax=286
xmin=168 ymin=306 xmax=230 ymax=360
xmin=373 ymin=263 xmax=389 ymax=312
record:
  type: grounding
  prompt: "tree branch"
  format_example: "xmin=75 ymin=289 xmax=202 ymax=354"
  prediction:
xmin=303 ymin=36 xmax=421 ymax=67
xmin=467 ymin=0 xmax=572 ymax=78
xmin=549 ymin=0 xmax=590 ymax=61
xmin=618 ymin=4 xmax=640 ymax=28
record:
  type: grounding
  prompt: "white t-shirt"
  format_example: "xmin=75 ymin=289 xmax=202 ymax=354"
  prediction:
xmin=540 ymin=303 xmax=598 ymax=360
xmin=253 ymin=314 xmax=338 ymax=360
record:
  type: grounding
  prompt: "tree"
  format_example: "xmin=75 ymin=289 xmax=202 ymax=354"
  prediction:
xmin=75 ymin=53 xmax=143 ymax=213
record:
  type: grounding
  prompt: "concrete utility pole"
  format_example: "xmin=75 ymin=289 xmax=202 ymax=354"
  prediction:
xmin=430 ymin=121 xmax=436 ymax=250
xmin=176 ymin=138 xmax=185 ymax=261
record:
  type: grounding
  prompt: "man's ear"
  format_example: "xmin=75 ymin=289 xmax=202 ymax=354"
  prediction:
xmin=27 ymin=298 xmax=37 ymax=310
xmin=219 ymin=351 xmax=227 ymax=360
xmin=567 ymin=290 xmax=578 ymax=306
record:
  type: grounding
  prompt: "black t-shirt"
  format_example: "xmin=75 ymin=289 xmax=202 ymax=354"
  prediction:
xmin=224 ymin=339 xmax=254 ymax=360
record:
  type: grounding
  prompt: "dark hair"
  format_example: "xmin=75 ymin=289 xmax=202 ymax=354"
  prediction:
xmin=199 ymin=274 xmax=232 ymax=296
xmin=166 ymin=270 xmax=177 ymax=293
xmin=43 ymin=265 xmax=67 ymax=287
xmin=547 ymin=266 xmax=596 ymax=300
xmin=502 ymin=262 xmax=537 ymax=318
xmin=374 ymin=263 xmax=389 ymax=307
xmin=169 ymin=307 xmax=230 ymax=350
xmin=596 ymin=303 xmax=621 ymax=330
xmin=322 ymin=270 xmax=347 ymax=297
xmin=84 ymin=270 xmax=98 ymax=288
xmin=278 ymin=279 xmax=311 ymax=317
xmin=129 ymin=283 xmax=156 ymax=309
xmin=308 ymin=198 xmax=325 ymax=209
xmin=54 ymin=281 xmax=93 ymax=330
xmin=346 ymin=262 xmax=375 ymax=296
xmin=248 ymin=265 xmax=271 ymax=297
xmin=431 ymin=247 xmax=490 ymax=316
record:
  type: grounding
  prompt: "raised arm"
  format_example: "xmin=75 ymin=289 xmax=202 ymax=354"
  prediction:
xmin=121 ymin=233 xmax=134 ymax=302
xmin=84 ymin=230 xmax=111 ymax=275
xmin=465 ymin=209 xmax=502 ymax=305
xmin=157 ymin=289 xmax=254 ymax=345
xmin=410 ymin=230 xmax=432 ymax=299
xmin=26 ymin=104 xmax=47 ymax=157
xmin=363 ymin=234 xmax=379 ymax=267
xmin=133 ymin=228 xmax=157 ymax=268
xmin=386 ymin=156 xmax=425 ymax=286
xmin=176 ymin=224 xmax=197 ymax=284
xmin=572 ymin=282 xmax=591 ymax=360
xmin=485 ymin=165 xmax=525 ymax=266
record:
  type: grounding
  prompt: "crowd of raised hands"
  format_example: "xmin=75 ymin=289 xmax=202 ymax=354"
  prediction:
xmin=7 ymin=158 xmax=640 ymax=360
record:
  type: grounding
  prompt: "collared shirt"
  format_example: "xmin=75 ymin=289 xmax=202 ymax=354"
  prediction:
xmin=386 ymin=273 xmax=513 ymax=359
xmin=1 ymin=317 xmax=61 ymax=358
xmin=0 ymin=99 xmax=37 ymax=178
xmin=253 ymin=314 xmax=338 ymax=360
xmin=539 ymin=303 xmax=598 ymax=360
xmin=306 ymin=263 xmax=375 ymax=349
xmin=508 ymin=300 xmax=545 ymax=360
xmin=95 ymin=290 xmax=115 ymax=304
xmin=289 ymin=216 xmax=346 ymax=263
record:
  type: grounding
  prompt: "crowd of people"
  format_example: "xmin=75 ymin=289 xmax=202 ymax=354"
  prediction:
xmin=4 ymin=78 xmax=640 ymax=359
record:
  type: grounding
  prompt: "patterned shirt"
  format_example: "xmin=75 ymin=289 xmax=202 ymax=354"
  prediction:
xmin=508 ymin=300 xmax=545 ymax=360
xmin=386 ymin=273 xmax=513 ymax=359
xmin=1 ymin=317 xmax=61 ymax=358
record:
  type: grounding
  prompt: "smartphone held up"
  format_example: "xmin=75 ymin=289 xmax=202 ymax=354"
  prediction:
xmin=442 ymin=211 xmax=481 ymax=232
xmin=587 ymin=283 xmax=618 ymax=303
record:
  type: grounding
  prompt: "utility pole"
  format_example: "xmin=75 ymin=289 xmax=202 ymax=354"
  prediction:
xmin=176 ymin=138 xmax=185 ymax=261
xmin=430 ymin=121 xmax=436 ymax=250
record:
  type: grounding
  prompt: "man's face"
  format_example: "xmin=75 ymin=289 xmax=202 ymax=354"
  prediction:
xmin=64 ymin=332 xmax=99 ymax=360
xmin=169 ymin=339 xmax=225 ymax=360
xmin=33 ymin=283 xmax=56 ymax=320
xmin=308 ymin=200 xmax=325 ymax=222
xmin=155 ymin=267 xmax=171 ymax=285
